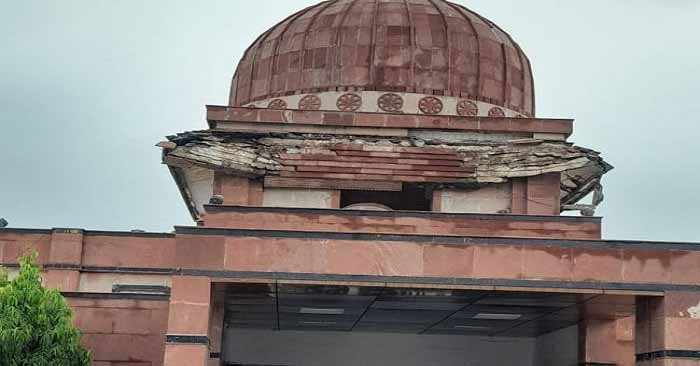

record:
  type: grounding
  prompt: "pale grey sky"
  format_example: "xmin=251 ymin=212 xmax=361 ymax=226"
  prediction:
xmin=1 ymin=1 xmax=699 ymax=242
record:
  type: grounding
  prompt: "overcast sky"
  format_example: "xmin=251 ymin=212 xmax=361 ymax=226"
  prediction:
xmin=1 ymin=1 xmax=699 ymax=242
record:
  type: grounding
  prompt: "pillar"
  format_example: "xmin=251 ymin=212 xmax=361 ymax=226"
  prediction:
xmin=511 ymin=178 xmax=528 ymax=214
xmin=164 ymin=276 xmax=211 ymax=366
xmin=579 ymin=317 xmax=635 ymax=366
xmin=526 ymin=172 xmax=561 ymax=215
xmin=208 ymin=283 xmax=226 ymax=366
xmin=213 ymin=173 xmax=263 ymax=206
xmin=431 ymin=189 xmax=443 ymax=212
xmin=578 ymin=295 xmax=636 ymax=366
xmin=510 ymin=174 xmax=560 ymax=215
xmin=636 ymin=292 xmax=700 ymax=365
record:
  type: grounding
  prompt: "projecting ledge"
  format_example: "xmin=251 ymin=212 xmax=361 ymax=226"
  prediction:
xmin=205 ymin=105 xmax=573 ymax=135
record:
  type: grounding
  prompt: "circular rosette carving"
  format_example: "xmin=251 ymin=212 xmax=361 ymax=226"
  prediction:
xmin=336 ymin=93 xmax=362 ymax=112
xmin=377 ymin=93 xmax=404 ymax=112
xmin=298 ymin=94 xmax=322 ymax=110
xmin=267 ymin=98 xmax=287 ymax=109
xmin=418 ymin=96 xmax=443 ymax=115
xmin=488 ymin=106 xmax=505 ymax=117
xmin=456 ymin=100 xmax=478 ymax=116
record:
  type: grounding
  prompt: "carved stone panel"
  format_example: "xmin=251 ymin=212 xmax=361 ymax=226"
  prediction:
xmin=419 ymin=96 xmax=444 ymax=115
xmin=298 ymin=95 xmax=322 ymax=110
xmin=378 ymin=93 xmax=404 ymax=112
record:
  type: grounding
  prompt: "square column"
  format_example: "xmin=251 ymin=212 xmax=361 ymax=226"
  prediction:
xmin=164 ymin=276 xmax=211 ymax=366
xmin=526 ymin=173 xmax=561 ymax=215
xmin=579 ymin=317 xmax=635 ymax=366
xmin=636 ymin=292 xmax=700 ymax=365
xmin=208 ymin=283 xmax=226 ymax=366
xmin=579 ymin=295 xmax=636 ymax=366
xmin=511 ymin=174 xmax=561 ymax=215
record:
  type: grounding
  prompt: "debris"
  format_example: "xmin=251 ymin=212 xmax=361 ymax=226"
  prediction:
xmin=209 ymin=195 xmax=224 ymax=205
xmin=161 ymin=130 xmax=613 ymax=210
xmin=561 ymin=204 xmax=597 ymax=217
xmin=156 ymin=141 xmax=177 ymax=149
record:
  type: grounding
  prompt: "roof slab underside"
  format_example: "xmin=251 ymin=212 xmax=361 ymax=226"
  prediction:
xmin=222 ymin=282 xmax=633 ymax=338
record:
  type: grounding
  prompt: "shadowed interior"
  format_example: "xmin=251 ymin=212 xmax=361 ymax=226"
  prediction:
xmin=224 ymin=283 xmax=610 ymax=336
xmin=221 ymin=283 xmax=634 ymax=366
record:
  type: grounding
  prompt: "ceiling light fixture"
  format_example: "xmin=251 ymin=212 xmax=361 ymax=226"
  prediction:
xmin=298 ymin=321 xmax=338 ymax=326
xmin=473 ymin=313 xmax=522 ymax=320
xmin=454 ymin=325 xmax=492 ymax=330
xmin=299 ymin=307 xmax=345 ymax=315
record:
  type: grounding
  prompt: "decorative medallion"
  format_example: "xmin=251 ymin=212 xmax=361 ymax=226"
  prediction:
xmin=456 ymin=100 xmax=479 ymax=116
xmin=377 ymin=93 xmax=404 ymax=112
xmin=336 ymin=93 xmax=362 ymax=112
xmin=488 ymin=106 xmax=505 ymax=117
xmin=298 ymin=94 xmax=322 ymax=110
xmin=268 ymin=98 xmax=287 ymax=109
xmin=418 ymin=96 xmax=444 ymax=115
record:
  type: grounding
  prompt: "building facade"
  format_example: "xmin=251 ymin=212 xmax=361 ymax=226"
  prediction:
xmin=2 ymin=1 xmax=699 ymax=365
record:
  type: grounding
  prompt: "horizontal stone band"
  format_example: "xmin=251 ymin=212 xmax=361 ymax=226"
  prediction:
xmin=165 ymin=335 xmax=209 ymax=345
xmin=174 ymin=226 xmax=700 ymax=252
xmin=636 ymin=350 xmax=700 ymax=361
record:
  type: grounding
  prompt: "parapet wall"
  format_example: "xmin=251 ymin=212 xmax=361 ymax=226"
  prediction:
xmin=201 ymin=205 xmax=601 ymax=240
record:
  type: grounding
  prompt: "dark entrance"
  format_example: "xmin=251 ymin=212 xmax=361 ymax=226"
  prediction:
xmin=219 ymin=283 xmax=599 ymax=366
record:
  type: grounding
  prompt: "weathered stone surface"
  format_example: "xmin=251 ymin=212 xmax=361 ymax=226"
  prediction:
xmin=230 ymin=0 xmax=535 ymax=116
xmin=163 ymin=130 xmax=611 ymax=210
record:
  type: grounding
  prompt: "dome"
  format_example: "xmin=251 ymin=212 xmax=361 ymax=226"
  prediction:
xmin=230 ymin=0 xmax=534 ymax=117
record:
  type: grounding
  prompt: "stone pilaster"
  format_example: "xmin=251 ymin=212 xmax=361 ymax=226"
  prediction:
xmin=636 ymin=292 xmax=700 ymax=365
xmin=579 ymin=316 xmax=635 ymax=366
xmin=207 ymin=283 xmax=226 ymax=366
xmin=164 ymin=276 xmax=211 ymax=366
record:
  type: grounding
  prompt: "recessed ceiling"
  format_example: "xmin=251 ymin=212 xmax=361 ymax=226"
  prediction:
xmin=223 ymin=283 xmax=613 ymax=338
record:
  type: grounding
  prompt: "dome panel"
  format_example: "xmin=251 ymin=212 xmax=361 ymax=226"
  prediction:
xmin=230 ymin=0 xmax=534 ymax=116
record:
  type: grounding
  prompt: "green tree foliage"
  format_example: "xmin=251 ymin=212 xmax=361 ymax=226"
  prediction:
xmin=0 ymin=269 xmax=7 ymax=288
xmin=0 ymin=254 xmax=90 ymax=366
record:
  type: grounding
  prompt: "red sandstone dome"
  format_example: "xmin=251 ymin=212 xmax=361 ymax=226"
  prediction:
xmin=230 ymin=0 xmax=534 ymax=116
